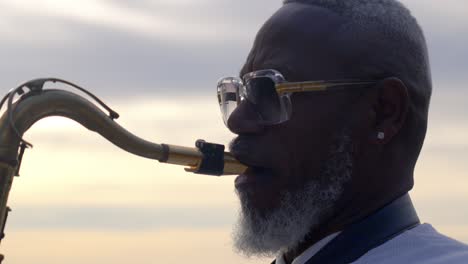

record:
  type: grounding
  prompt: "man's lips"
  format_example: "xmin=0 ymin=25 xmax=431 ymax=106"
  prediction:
xmin=235 ymin=167 xmax=255 ymax=187
xmin=234 ymin=171 xmax=252 ymax=187
xmin=235 ymin=166 xmax=273 ymax=188
xmin=229 ymin=136 xmax=275 ymax=188
xmin=229 ymin=136 xmax=265 ymax=168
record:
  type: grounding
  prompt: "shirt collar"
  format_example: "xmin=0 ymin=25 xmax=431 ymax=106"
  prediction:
xmin=276 ymin=232 xmax=341 ymax=264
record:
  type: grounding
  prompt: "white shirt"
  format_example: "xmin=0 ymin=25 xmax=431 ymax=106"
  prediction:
xmin=353 ymin=224 xmax=468 ymax=264
xmin=276 ymin=224 xmax=468 ymax=264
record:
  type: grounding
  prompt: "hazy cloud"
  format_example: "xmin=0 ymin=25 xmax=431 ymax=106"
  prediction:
xmin=0 ymin=0 xmax=280 ymax=96
xmin=8 ymin=205 xmax=235 ymax=231
xmin=0 ymin=0 xmax=466 ymax=98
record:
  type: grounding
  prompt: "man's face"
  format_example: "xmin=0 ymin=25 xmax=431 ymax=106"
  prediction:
xmin=228 ymin=4 xmax=364 ymax=255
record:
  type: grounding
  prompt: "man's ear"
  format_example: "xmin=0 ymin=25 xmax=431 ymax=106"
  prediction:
xmin=370 ymin=77 xmax=409 ymax=144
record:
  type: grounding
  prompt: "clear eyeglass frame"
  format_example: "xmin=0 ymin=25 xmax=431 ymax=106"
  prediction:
xmin=217 ymin=69 xmax=378 ymax=126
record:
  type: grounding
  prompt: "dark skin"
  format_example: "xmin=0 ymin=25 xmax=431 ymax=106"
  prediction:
xmin=228 ymin=3 xmax=413 ymax=263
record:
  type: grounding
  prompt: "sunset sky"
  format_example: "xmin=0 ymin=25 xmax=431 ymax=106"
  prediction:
xmin=0 ymin=0 xmax=467 ymax=263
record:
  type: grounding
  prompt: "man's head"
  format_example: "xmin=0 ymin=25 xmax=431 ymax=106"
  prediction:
xmin=226 ymin=0 xmax=431 ymax=257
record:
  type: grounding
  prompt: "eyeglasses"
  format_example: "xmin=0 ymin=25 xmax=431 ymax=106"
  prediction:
xmin=217 ymin=69 xmax=378 ymax=126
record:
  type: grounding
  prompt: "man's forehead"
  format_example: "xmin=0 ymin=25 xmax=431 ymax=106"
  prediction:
xmin=241 ymin=3 xmax=353 ymax=80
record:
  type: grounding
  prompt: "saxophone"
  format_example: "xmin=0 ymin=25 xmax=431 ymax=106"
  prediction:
xmin=0 ymin=78 xmax=247 ymax=262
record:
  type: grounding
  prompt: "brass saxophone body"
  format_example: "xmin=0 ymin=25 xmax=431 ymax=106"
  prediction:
xmin=0 ymin=79 xmax=246 ymax=261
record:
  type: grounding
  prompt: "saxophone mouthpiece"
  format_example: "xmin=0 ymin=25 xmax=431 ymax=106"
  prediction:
xmin=160 ymin=140 xmax=247 ymax=176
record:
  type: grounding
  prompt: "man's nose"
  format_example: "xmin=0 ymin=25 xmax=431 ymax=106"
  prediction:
xmin=227 ymin=101 xmax=265 ymax=134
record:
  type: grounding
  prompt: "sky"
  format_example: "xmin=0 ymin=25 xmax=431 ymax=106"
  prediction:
xmin=0 ymin=0 xmax=468 ymax=263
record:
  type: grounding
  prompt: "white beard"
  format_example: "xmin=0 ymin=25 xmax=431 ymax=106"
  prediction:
xmin=233 ymin=133 xmax=353 ymax=257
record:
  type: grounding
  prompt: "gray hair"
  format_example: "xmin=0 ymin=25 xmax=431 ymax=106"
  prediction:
xmin=284 ymin=0 xmax=432 ymax=167
xmin=234 ymin=131 xmax=354 ymax=257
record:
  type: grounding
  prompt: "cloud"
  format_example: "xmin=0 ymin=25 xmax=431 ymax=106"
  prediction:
xmin=0 ymin=0 xmax=280 ymax=44
xmin=0 ymin=0 xmax=254 ymax=43
xmin=0 ymin=0 xmax=466 ymax=98
xmin=0 ymin=0 xmax=282 ymax=97
xmin=414 ymin=197 xmax=468 ymax=226
xmin=403 ymin=0 xmax=468 ymax=35
xmin=0 ymin=19 xmax=250 ymax=96
xmin=401 ymin=0 xmax=468 ymax=82
xmin=8 ymin=205 xmax=236 ymax=231
xmin=5 ymin=228 xmax=263 ymax=264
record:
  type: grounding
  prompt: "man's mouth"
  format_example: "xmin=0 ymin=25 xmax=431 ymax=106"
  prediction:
xmin=229 ymin=136 xmax=275 ymax=188
xmin=235 ymin=166 xmax=272 ymax=188
xmin=229 ymin=136 xmax=267 ymax=166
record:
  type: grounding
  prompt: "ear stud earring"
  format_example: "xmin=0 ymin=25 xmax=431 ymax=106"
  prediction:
xmin=377 ymin=132 xmax=385 ymax=140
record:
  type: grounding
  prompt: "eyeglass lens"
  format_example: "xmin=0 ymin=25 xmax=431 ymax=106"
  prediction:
xmin=245 ymin=77 xmax=282 ymax=123
xmin=217 ymin=81 xmax=239 ymax=124
xmin=217 ymin=76 xmax=285 ymax=125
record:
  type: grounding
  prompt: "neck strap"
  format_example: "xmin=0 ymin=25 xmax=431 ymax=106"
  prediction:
xmin=305 ymin=193 xmax=420 ymax=264
xmin=273 ymin=193 xmax=420 ymax=264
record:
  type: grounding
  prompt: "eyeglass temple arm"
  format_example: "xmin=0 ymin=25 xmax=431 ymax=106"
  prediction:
xmin=276 ymin=81 xmax=377 ymax=94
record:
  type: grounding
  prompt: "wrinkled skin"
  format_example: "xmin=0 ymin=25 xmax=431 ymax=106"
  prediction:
xmin=229 ymin=3 xmax=412 ymax=262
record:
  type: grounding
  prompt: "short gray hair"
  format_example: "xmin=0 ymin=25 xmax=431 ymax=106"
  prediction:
xmin=284 ymin=0 xmax=432 ymax=165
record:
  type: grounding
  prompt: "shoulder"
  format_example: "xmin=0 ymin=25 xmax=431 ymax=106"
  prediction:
xmin=353 ymin=223 xmax=468 ymax=264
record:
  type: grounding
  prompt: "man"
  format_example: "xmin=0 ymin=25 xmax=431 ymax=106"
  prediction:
xmin=216 ymin=0 xmax=468 ymax=263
